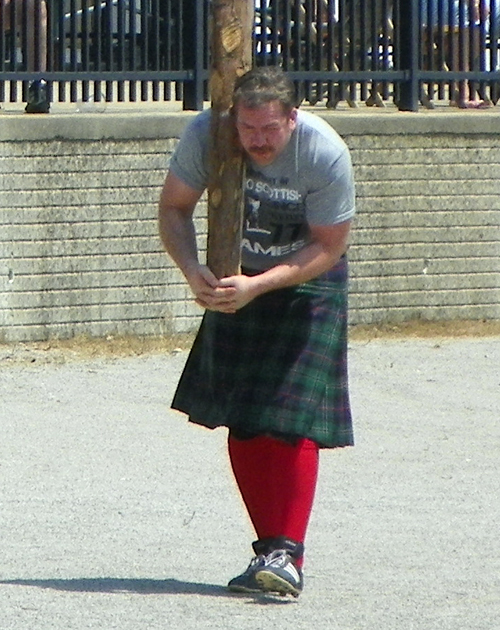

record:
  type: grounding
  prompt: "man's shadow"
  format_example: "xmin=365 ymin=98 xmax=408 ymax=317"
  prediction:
xmin=0 ymin=577 xmax=293 ymax=604
xmin=1 ymin=577 xmax=229 ymax=596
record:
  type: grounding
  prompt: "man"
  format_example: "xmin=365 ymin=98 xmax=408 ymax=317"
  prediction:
xmin=158 ymin=66 xmax=355 ymax=597
xmin=1 ymin=0 xmax=50 ymax=113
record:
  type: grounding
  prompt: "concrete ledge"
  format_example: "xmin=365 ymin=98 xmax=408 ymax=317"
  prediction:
xmin=0 ymin=111 xmax=194 ymax=142
xmin=1 ymin=105 xmax=499 ymax=142
xmin=322 ymin=109 xmax=500 ymax=136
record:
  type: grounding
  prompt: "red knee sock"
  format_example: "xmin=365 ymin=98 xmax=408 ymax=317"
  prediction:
xmin=228 ymin=433 xmax=319 ymax=566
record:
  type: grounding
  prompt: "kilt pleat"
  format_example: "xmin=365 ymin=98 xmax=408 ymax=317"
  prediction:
xmin=171 ymin=257 xmax=353 ymax=448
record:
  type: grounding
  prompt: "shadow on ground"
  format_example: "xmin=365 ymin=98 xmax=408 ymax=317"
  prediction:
xmin=1 ymin=577 xmax=228 ymax=596
xmin=0 ymin=577 xmax=295 ymax=605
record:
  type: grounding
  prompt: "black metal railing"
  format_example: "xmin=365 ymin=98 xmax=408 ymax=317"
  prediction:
xmin=0 ymin=0 xmax=208 ymax=108
xmin=1 ymin=0 xmax=499 ymax=110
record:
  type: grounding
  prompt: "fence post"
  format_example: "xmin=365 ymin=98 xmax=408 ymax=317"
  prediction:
xmin=397 ymin=0 xmax=419 ymax=111
xmin=182 ymin=0 xmax=206 ymax=110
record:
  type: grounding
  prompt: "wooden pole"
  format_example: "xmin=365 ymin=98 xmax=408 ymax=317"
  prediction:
xmin=207 ymin=0 xmax=253 ymax=279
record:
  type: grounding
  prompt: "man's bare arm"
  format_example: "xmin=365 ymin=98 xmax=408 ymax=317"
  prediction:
xmin=158 ymin=171 xmax=204 ymax=276
xmin=158 ymin=171 xmax=236 ymax=310
xmin=217 ymin=221 xmax=352 ymax=311
xmin=250 ymin=220 xmax=351 ymax=291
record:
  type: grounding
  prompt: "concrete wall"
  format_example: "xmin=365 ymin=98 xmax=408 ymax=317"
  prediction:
xmin=1 ymin=110 xmax=499 ymax=343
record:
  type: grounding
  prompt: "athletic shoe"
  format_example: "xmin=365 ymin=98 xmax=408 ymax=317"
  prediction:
xmin=25 ymin=80 xmax=50 ymax=114
xmin=227 ymin=554 xmax=266 ymax=593
xmin=255 ymin=549 xmax=304 ymax=597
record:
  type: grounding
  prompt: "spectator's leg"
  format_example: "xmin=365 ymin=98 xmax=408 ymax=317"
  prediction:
xmin=22 ymin=0 xmax=50 ymax=113
xmin=23 ymin=0 xmax=47 ymax=72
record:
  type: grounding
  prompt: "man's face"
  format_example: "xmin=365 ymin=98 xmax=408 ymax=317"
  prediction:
xmin=235 ymin=100 xmax=297 ymax=166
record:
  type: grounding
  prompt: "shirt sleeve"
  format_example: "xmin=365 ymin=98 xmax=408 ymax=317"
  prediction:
xmin=168 ymin=111 xmax=210 ymax=192
xmin=305 ymin=147 xmax=356 ymax=226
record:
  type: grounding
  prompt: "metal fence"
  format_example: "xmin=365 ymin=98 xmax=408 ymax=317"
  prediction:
xmin=0 ymin=0 xmax=206 ymax=107
xmin=1 ymin=0 xmax=499 ymax=110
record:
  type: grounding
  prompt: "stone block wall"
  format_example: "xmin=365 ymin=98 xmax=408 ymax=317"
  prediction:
xmin=0 ymin=111 xmax=499 ymax=343
xmin=345 ymin=128 xmax=500 ymax=324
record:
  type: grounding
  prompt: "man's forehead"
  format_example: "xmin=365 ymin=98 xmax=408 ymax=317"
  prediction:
xmin=235 ymin=101 xmax=291 ymax=121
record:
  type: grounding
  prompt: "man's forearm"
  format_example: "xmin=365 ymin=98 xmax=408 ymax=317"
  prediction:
xmin=159 ymin=202 xmax=237 ymax=310
xmin=250 ymin=220 xmax=351 ymax=295
xmin=250 ymin=239 xmax=345 ymax=296
xmin=158 ymin=207 xmax=200 ymax=279
xmin=216 ymin=221 xmax=352 ymax=311
xmin=216 ymin=230 xmax=349 ymax=313
xmin=158 ymin=171 xmax=206 ymax=281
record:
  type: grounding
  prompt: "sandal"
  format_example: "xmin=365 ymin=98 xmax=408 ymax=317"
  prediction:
xmin=451 ymin=99 xmax=492 ymax=109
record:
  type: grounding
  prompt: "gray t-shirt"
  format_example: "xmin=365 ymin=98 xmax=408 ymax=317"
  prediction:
xmin=169 ymin=108 xmax=355 ymax=271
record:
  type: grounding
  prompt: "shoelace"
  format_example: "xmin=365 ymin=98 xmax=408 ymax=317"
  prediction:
xmin=244 ymin=554 xmax=266 ymax=574
xmin=263 ymin=549 xmax=289 ymax=567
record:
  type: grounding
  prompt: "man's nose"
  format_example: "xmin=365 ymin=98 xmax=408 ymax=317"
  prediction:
xmin=250 ymin=130 xmax=266 ymax=146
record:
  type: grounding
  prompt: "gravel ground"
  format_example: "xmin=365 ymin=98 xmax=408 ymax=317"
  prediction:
xmin=0 ymin=333 xmax=499 ymax=630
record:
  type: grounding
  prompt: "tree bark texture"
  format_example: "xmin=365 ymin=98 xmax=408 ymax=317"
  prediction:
xmin=207 ymin=0 xmax=253 ymax=279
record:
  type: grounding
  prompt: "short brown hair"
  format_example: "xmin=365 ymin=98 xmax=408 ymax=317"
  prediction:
xmin=233 ymin=66 xmax=297 ymax=113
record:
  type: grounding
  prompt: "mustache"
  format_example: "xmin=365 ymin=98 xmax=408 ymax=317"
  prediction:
xmin=249 ymin=145 xmax=273 ymax=153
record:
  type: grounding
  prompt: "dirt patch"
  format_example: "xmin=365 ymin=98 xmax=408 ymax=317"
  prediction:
xmin=0 ymin=320 xmax=499 ymax=367
xmin=0 ymin=333 xmax=196 ymax=367
xmin=349 ymin=319 xmax=500 ymax=341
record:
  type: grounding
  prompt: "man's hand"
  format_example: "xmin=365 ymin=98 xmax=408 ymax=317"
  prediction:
xmin=184 ymin=263 xmax=238 ymax=313
xmin=185 ymin=265 xmax=259 ymax=313
xmin=217 ymin=274 xmax=259 ymax=312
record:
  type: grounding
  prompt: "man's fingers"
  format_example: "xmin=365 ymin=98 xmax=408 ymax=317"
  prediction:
xmin=198 ymin=265 xmax=220 ymax=288
xmin=196 ymin=297 xmax=236 ymax=314
xmin=195 ymin=286 xmax=237 ymax=313
xmin=199 ymin=287 xmax=236 ymax=300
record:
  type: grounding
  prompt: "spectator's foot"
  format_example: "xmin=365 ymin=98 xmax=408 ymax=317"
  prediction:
xmin=25 ymin=80 xmax=50 ymax=114
xmin=365 ymin=91 xmax=385 ymax=108
xmin=420 ymin=91 xmax=435 ymax=109
xmin=451 ymin=98 xmax=492 ymax=110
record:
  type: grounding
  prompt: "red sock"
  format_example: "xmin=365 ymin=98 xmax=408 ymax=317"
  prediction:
xmin=228 ymin=433 xmax=319 ymax=566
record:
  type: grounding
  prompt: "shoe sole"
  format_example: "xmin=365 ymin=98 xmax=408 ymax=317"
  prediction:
xmin=255 ymin=570 xmax=301 ymax=598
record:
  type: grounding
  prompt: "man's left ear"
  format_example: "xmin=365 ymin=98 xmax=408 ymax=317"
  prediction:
xmin=289 ymin=108 xmax=298 ymax=127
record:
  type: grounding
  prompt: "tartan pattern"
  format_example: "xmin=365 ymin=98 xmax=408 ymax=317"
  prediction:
xmin=171 ymin=257 xmax=353 ymax=448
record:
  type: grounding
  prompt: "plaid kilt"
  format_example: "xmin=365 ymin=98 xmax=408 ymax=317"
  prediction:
xmin=171 ymin=256 xmax=353 ymax=449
